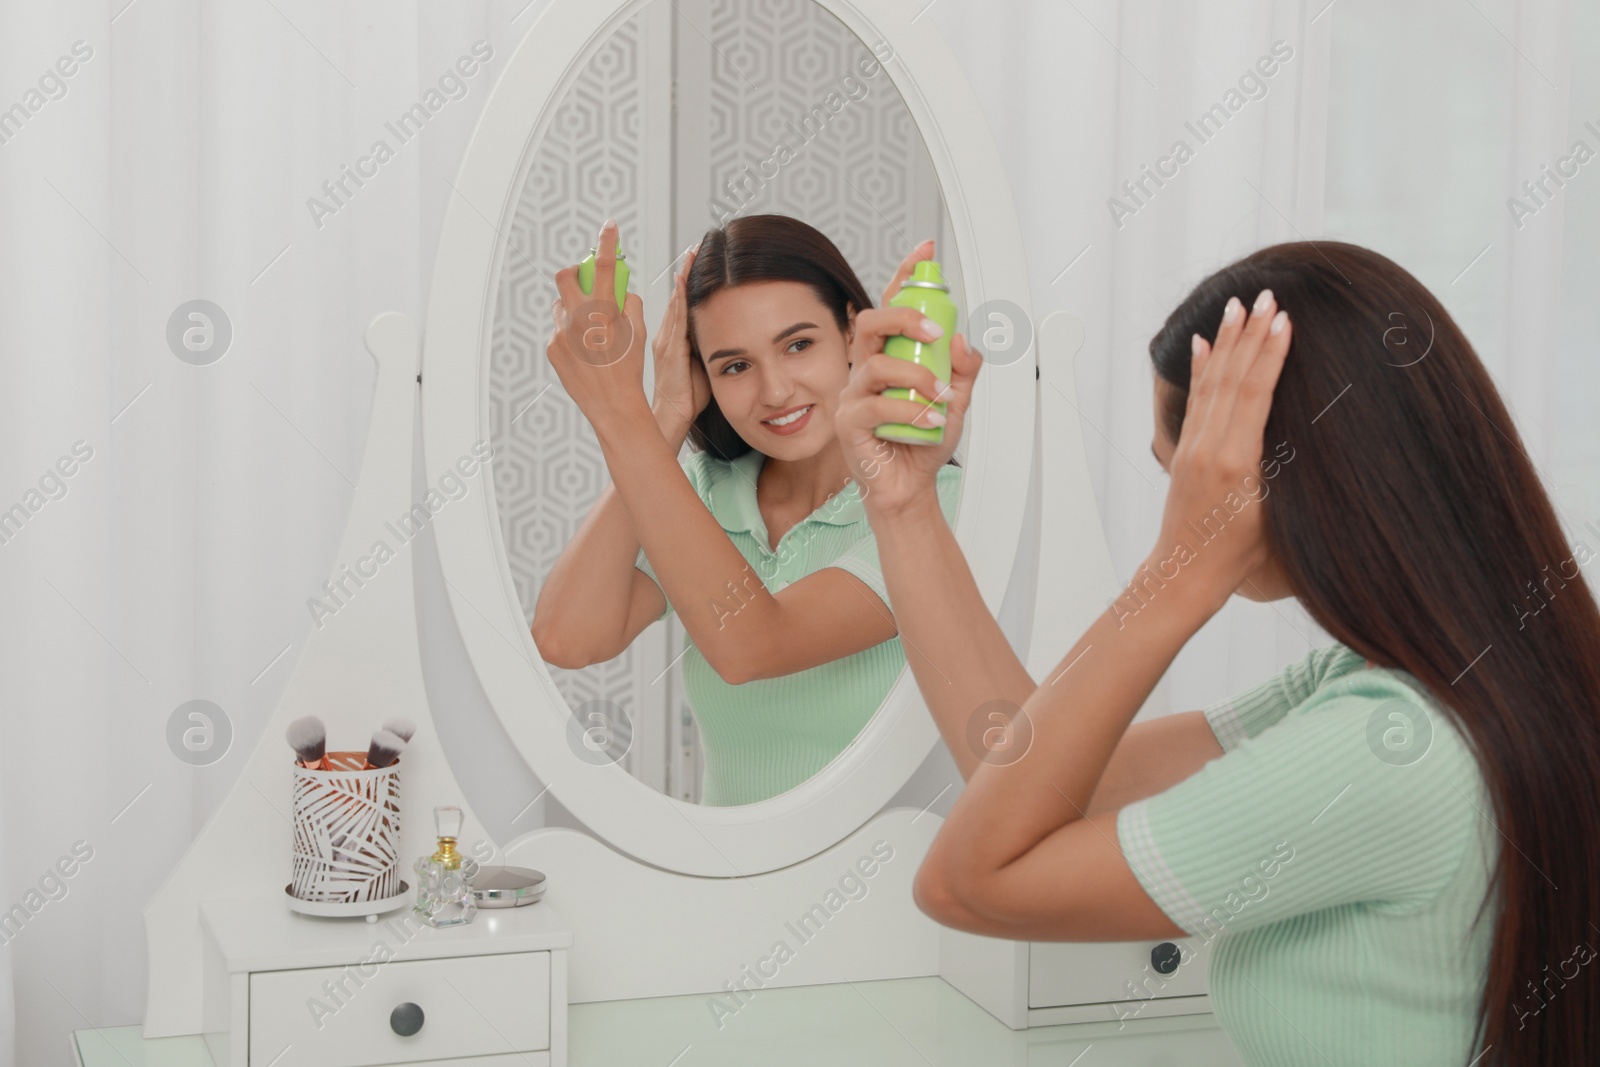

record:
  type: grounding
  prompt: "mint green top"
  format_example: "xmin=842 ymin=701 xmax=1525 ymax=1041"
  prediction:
xmin=1117 ymin=644 xmax=1497 ymax=1065
xmin=636 ymin=447 xmax=963 ymax=806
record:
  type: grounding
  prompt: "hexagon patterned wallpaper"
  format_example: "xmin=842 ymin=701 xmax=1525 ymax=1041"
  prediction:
xmin=489 ymin=0 xmax=956 ymax=803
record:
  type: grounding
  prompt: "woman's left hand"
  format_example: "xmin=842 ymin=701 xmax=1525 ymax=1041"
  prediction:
xmin=1151 ymin=288 xmax=1292 ymax=611
xmin=546 ymin=219 xmax=651 ymax=428
xmin=834 ymin=310 xmax=982 ymax=518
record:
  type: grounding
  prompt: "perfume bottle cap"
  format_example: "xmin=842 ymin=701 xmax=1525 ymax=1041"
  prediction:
xmin=433 ymin=805 xmax=464 ymax=839
xmin=902 ymin=259 xmax=948 ymax=291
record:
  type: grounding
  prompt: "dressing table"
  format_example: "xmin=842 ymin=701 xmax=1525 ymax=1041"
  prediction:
xmin=129 ymin=0 xmax=1233 ymax=1063
xmin=78 ymin=984 xmax=1244 ymax=1066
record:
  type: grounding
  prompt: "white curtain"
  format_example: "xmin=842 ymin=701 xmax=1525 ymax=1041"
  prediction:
xmin=0 ymin=0 xmax=1588 ymax=1063
xmin=0 ymin=2 xmax=524 ymax=1063
xmin=926 ymin=0 xmax=1584 ymax=713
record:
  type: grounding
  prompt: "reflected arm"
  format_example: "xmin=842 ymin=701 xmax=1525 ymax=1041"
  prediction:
xmin=857 ymin=492 xmax=1037 ymax=782
xmin=530 ymin=402 xmax=690 ymax=667
xmin=580 ymin=399 xmax=897 ymax=683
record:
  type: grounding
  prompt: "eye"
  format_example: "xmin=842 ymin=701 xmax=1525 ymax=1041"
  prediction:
xmin=786 ymin=337 xmax=813 ymax=354
xmin=720 ymin=359 xmax=749 ymax=376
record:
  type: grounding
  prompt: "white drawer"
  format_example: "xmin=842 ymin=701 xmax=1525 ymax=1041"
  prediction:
xmin=249 ymin=950 xmax=550 ymax=1067
xmin=1029 ymin=940 xmax=1207 ymax=1008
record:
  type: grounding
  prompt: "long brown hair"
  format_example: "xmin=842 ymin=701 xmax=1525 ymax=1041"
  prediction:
xmin=1149 ymin=241 xmax=1600 ymax=1065
xmin=686 ymin=212 xmax=958 ymax=469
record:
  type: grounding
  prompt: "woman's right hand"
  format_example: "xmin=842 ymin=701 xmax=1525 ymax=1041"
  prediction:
xmin=879 ymin=239 xmax=935 ymax=307
xmin=650 ymin=244 xmax=710 ymax=429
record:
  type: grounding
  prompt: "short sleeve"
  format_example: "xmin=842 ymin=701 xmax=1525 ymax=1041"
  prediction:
xmin=826 ymin=463 xmax=963 ymax=608
xmin=634 ymin=449 xmax=716 ymax=622
xmin=1116 ymin=674 xmax=1482 ymax=938
xmin=1202 ymin=643 xmax=1365 ymax=751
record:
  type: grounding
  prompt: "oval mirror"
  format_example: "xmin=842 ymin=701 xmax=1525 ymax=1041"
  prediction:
xmin=491 ymin=0 xmax=967 ymax=809
xmin=425 ymin=0 xmax=1034 ymax=874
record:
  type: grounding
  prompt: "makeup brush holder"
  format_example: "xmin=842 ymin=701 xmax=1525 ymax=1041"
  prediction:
xmin=286 ymin=751 xmax=408 ymax=918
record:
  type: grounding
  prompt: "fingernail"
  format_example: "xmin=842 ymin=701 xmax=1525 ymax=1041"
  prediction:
xmin=924 ymin=410 xmax=946 ymax=426
xmin=602 ymin=217 xmax=616 ymax=232
xmin=1254 ymin=289 xmax=1273 ymax=315
xmin=1270 ymin=310 xmax=1288 ymax=335
xmin=1191 ymin=333 xmax=1203 ymax=357
xmin=1222 ymin=297 xmax=1241 ymax=325
xmin=921 ymin=317 xmax=944 ymax=338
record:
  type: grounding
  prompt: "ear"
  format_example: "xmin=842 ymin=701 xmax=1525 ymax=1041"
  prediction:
xmin=845 ymin=303 xmax=858 ymax=345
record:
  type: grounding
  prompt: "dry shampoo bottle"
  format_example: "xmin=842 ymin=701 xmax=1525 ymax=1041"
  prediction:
xmin=577 ymin=241 xmax=630 ymax=310
xmin=876 ymin=260 xmax=955 ymax=444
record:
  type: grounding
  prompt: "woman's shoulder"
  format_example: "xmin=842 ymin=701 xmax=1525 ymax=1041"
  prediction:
xmin=681 ymin=446 xmax=755 ymax=495
xmin=1295 ymin=651 xmax=1480 ymax=770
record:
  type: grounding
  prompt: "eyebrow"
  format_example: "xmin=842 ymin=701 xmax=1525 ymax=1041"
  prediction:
xmin=707 ymin=322 xmax=819 ymax=363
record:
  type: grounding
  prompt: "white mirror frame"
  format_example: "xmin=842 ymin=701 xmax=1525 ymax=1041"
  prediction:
xmin=424 ymin=0 xmax=1036 ymax=876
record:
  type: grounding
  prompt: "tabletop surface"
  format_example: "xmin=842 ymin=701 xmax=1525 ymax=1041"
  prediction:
xmin=75 ymin=975 xmax=1247 ymax=1066
xmin=200 ymin=893 xmax=574 ymax=972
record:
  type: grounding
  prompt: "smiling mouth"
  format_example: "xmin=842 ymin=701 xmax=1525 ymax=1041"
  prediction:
xmin=762 ymin=404 xmax=813 ymax=427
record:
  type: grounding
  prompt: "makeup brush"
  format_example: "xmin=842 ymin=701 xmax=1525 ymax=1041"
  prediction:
xmin=365 ymin=728 xmax=406 ymax=769
xmin=382 ymin=716 xmax=416 ymax=744
xmin=286 ymin=715 xmax=328 ymax=770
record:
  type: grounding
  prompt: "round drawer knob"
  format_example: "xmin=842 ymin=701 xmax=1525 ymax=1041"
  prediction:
xmin=390 ymin=1002 xmax=425 ymax=1037
xmin=1150 ymin=941 xmax=1182 ymax=975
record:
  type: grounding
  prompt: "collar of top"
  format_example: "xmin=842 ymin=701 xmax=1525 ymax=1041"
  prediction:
xmin=708 ymin=448 xmax=867 ymax=537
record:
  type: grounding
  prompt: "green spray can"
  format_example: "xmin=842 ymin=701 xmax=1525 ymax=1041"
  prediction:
xmin=876 ymin=260 xmax=955 ymax=444
xmin=577 ymin=242 xmax=630 ymax=310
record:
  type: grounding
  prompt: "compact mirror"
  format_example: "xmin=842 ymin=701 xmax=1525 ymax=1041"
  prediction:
xmin=487 ymin=0 xmax=966 ymax=806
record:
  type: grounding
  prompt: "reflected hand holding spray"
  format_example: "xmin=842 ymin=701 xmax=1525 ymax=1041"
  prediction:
xmin=875 ymin=259 xmax=955 ymax=444
xmin=577 ymin=240 xmax=630 ymax=310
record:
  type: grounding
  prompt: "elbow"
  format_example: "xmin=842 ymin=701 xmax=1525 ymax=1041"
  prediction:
xmin=710 ymin=623 xmax=782 ymax=685
xmin=530 ymin=620 xmax=589 ymax=670
xmin=707 ymin=634 xmax=774 ymax=686
xmin=914 ymin=863 xmax=1016 ymax=938
xmin=709 ymin=653 xmax=751 ymax=686
xmin=913 ymin=861 xmax=977 ymax=929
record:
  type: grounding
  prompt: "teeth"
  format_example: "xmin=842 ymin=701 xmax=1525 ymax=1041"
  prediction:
xmin=765 ymin=405 xmax=811 ymax=427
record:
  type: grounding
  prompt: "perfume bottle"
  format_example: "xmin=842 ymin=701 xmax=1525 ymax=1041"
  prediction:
xmin=577 ymin=241 xmax=630 ymax=310
xmin=876 ymin=259 xmax=956 ymax=445
xmin=412 ymin=805 xmax=476 ymax=927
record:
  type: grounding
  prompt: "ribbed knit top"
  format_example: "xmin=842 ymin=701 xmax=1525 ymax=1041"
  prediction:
xmin=1118 ymin=643 xmax=1498 ymax=1065
xmin=636 ymin=446 xmax=963 ymax=805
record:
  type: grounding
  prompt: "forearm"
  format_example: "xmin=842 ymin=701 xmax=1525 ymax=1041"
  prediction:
xmin=867 ymin=493 xmax=1037 ymax=782
xmin=531 ymin=404 xmax=690 ymax=659
xmin=593 ymin=400 xmax=780 ymax=680
xmin=927 ymin=559 xmax=1215 ymax=894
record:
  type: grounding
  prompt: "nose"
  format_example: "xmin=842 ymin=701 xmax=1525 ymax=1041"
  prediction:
xmin=757 ymin=365 xmax=795 ymax=409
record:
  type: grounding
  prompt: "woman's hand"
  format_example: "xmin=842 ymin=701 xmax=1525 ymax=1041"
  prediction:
xmin=835 ymin=309 xmax=982 ymax=518
xmin=1151 ymin=288 xmax=1292 ymax=612
xmin=649 ymin=242 xmax=710 ymax=430
xmin=546 ymin=219 xmax=651 ymax=429
xmin=879 ymin=238 xmax=935 ymax=307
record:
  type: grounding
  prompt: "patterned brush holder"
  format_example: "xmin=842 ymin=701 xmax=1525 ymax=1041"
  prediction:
xmin=286 ymin=751 xmax=407 ymax=917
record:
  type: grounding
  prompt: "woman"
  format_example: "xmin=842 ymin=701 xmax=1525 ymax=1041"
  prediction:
xmin=832 ymin=240 xmax=1600 ymax=1065
xmin=532 ymin=214 xmax=962 ymax=806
